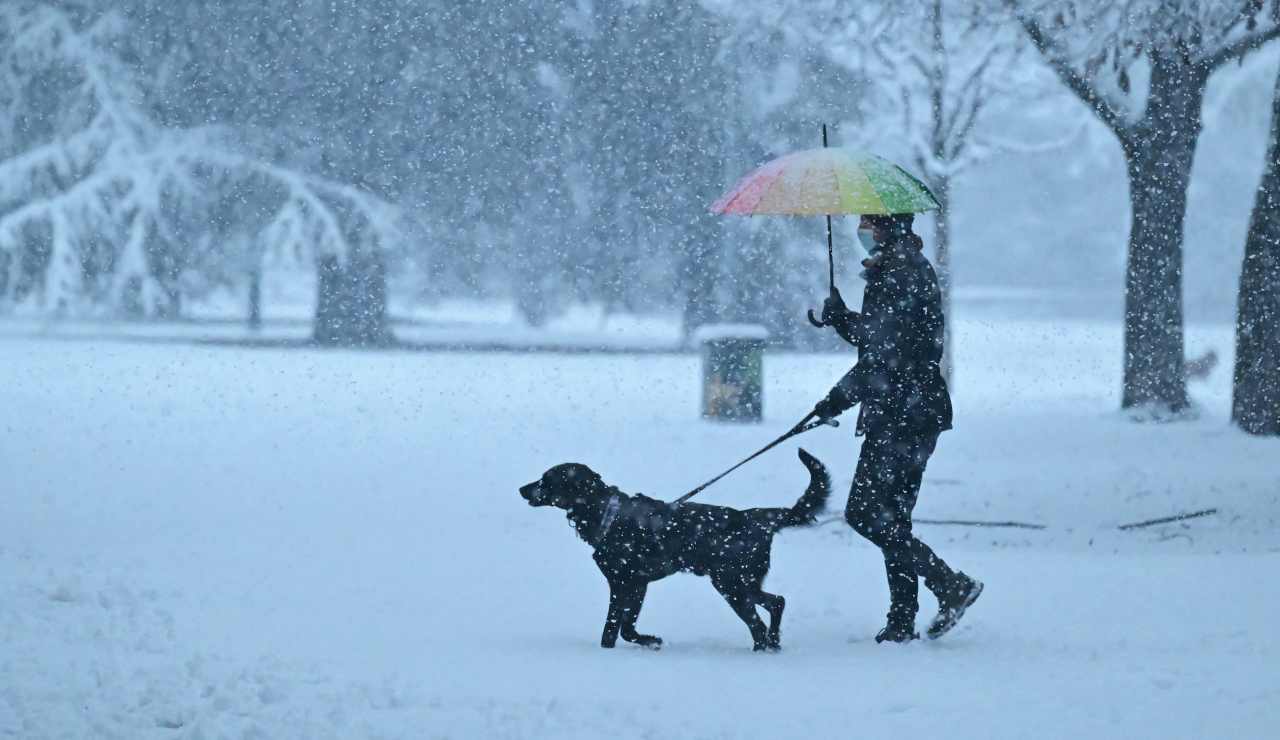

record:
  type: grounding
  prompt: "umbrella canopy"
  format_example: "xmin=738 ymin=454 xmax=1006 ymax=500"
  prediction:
xmin=710 ymin=148 xmax=939 ymax=216
xmin=710 ymin=139 xmax=939 ymax=329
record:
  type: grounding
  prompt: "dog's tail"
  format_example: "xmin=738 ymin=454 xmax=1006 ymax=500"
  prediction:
xmin=772 ymin=448 xmax=830 ymax=530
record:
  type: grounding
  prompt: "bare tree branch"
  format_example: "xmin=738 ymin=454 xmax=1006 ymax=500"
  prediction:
xmin=1216 ymin=0 xmax=1266 ymax=44
xmin=1201 ymin=22 xmax=1280 ymax=69
xmin=948 ymin=87 xmax=987 ymax=163
xmin=1019 ymin=16 xmax=1134 ymax=143
xmin=942 ymin=42 xmax=1000 ymax=151
xmin=906 ymin=51 xmax=935 ymax=84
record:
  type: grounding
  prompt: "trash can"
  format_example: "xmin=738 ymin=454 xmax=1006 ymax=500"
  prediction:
xmin=693 ymin=323 xmax=768 ymax=422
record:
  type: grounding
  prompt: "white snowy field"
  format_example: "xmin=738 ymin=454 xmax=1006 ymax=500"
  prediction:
xmin=2 ymin=317 xmax=1278 ymax=739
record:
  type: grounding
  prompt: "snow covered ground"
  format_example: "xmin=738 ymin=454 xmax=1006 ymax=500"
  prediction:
xmin=2 ymin=316 xmax=1278 ymax=739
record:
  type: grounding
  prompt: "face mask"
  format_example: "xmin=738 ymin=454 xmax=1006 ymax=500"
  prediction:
xmin=857 ymin=228 xmax=878 ymax=256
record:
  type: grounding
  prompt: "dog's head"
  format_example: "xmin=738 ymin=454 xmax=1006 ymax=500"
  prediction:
xmin=519 ymin=463 xmax=606 ymax=510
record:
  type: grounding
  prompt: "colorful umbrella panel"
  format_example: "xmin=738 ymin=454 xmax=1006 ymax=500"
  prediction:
xmin=711 ymin=148 xmax=939 ymax=216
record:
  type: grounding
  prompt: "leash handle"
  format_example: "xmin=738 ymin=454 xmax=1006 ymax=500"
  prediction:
xmin=674 ymin=414 xmax=837 ymax=505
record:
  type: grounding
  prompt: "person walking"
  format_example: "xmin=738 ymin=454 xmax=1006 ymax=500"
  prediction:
xmin=812 ymin=212 xmax=982 ymax=643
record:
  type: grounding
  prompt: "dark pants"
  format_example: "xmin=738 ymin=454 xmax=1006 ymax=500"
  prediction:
xmin=845 ymin=431 xmax=955 ymax=621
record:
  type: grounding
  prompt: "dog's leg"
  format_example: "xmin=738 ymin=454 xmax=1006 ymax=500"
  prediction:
xmin=757 ymin=591 xmax=785 ymax=649
xmin=712 ymin=575 xmax=771 ymax=651
xmin=618 ymin=582 xmax=662 ymax=649
xmin=602 ymin=580 xmax=662 ymax=650
xmin=601 ymin=580 xmax=630 ymax=648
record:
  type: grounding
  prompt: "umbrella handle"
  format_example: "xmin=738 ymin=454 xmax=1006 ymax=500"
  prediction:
xmin=807 ymin=308 xmax=827 ymax=328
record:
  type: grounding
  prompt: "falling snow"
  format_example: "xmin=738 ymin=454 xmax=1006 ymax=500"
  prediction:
xmin=1 ymin=1 xmax=1279 ymax=738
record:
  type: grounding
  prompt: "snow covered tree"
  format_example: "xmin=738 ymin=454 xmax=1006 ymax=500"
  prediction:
xmin=1014 ymin=0 xmax=1280 ymax=415
xmin=552 ymin=1 xmax=731 ymax=331
xmin=1233 ymin=65 xmax=1280 ymax=436
xmin=0 ymin=3 xmax=161 ymax=312
xmin=0 ymin=3 xmax=401 ymax=344
xmin=851 ymin=0 xmax=1032 ymax=379
xmin=709 ymin=0 xmax=1041 ymax=359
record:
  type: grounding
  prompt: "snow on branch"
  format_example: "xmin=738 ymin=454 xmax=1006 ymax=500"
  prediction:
xmin=0 ymin=4 xmax=400 ymax=315
xmin=1013 ymin=0 xmax=1280 ymax=137
xmin=715 ymin=0 xmax=1035 ymax=183
xmin=867 ymin=1 xmax=1032 ymax=182
xmin=1018 ymin=14 xmax=1136 ymax=137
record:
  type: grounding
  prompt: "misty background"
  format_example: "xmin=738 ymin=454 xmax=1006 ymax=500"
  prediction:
xmin=0 ymin=0 xmax=1276 ymax=347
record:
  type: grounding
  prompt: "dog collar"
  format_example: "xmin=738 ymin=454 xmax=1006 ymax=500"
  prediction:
xmin=597 ymin=495 xmax=622 ymax=542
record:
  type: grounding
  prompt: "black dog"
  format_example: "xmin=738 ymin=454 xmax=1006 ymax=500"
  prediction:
xmin=519 ymin=449 xmax=830 ymax=651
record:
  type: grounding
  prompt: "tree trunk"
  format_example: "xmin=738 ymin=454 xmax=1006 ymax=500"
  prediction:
xmin=931 ymin=175 xmax=953 ymax=384
xmin=925 ymin=0 xmax=951 ymax=382
xmin=158 ymin=286 xmax=181 ymax=319
xmin=513 ymin=265 xmax=554 ymax=328
xmin=313 ymin=250 xmax=394 ymax=347
xmin=1118 ymin=59 xmax=1203 ymax=415
xmin=247 ymin=267 xmax=262 ymax=331
xmin=1233 ymin=71 xmax=1280 ymax=436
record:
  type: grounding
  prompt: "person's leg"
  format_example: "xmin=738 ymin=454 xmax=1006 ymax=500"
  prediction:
xmin=846 ymin=434 xmax=920 ymax=626
xmin=891 ymin=433 xmax=957 ymax=598
xmin=891 ymin=433 xmax=984 ymax=639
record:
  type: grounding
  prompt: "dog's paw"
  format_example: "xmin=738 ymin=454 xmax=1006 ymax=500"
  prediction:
xmin=634 ymin=635 xmax=663 ymax=650
xmin=753 ymin=642 xmax=780 ymax=653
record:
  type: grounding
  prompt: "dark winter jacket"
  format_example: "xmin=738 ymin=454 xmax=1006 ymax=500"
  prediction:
xmin=822 ymin=235 xmax=953 ymax=438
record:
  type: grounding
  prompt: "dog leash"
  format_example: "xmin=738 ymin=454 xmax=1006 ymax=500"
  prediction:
xmin=674 ymin=412 xmax=838 ymax=505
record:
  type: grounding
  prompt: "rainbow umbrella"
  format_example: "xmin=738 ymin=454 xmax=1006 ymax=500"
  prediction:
xmin=711 ymin=148 xmax=940 ymax=216
xmin=710 ymin=129 xmax=939 ymax=326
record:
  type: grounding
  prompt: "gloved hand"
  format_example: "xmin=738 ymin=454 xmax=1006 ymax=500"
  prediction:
xmin=821 ymin=287 xmax=847 ymax=324
xmin=813 ymin=394 xmax=844 ymax=422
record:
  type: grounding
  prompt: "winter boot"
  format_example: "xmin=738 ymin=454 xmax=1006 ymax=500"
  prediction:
xmin=874 ymin=615 xmax=919 ymax=644
xmin=927 ymin=572 xmax=983 ymax=640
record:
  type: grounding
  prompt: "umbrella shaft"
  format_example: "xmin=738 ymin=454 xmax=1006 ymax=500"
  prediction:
xmin=825 ymin=215 xmax=834 ymax=289
xmin=822 ymin=124 xmax=834 ymax=290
